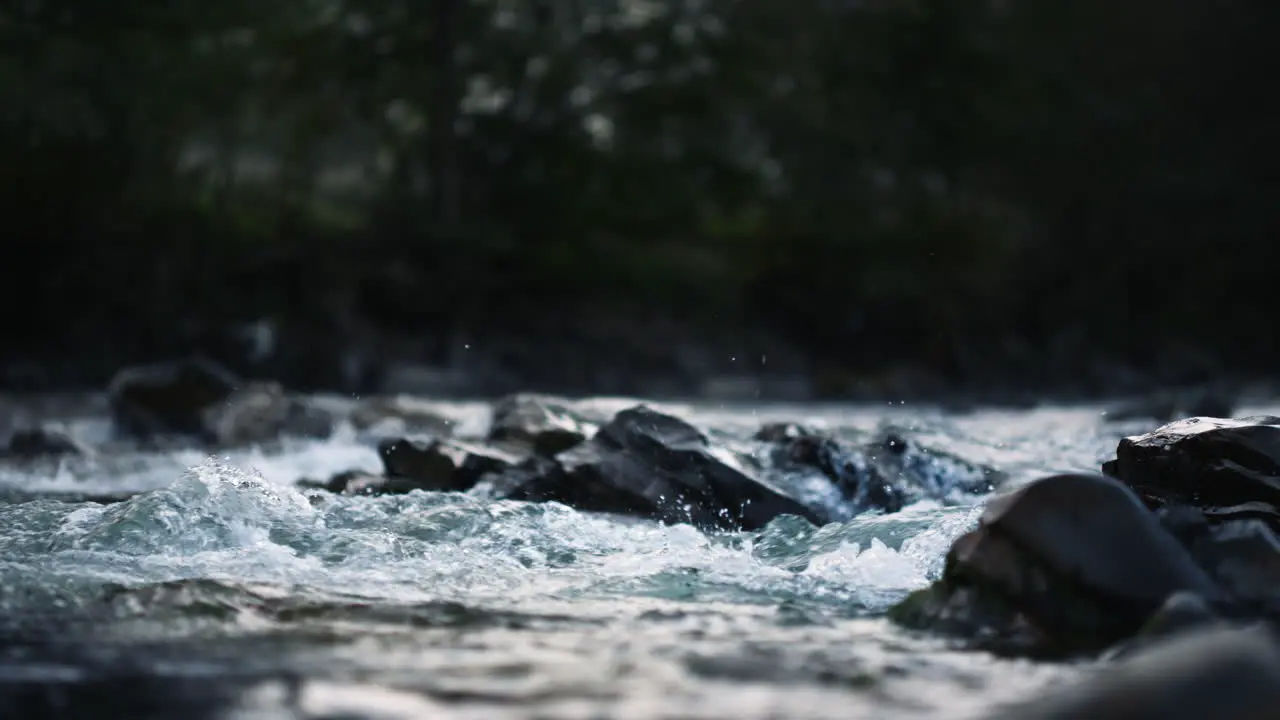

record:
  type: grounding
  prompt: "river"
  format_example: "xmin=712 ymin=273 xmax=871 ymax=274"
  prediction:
xmin=0 ymin=396 xmax=1235 ymax=719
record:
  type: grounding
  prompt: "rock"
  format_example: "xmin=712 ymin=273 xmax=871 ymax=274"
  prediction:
xmin=892 ymin=473 xmax=1229 ymax=657
xmin=752 ymin=422 xmax=820 ymax=443
xmin=1103 ymin=591 xmax=1225 ymax=661
xmin=1102 ymin=416 xmax=1280 ymax=512
xmin=867 ymin=429 xmax=1002 ymax=497
xmin=200 ymin=381 xmax=332 ymax=446
xmin=108 ymin=357 xmax=239 ymax=439
xmin=350 ymin=395 xmax=455 ymax=437
xmin=486 ymin=394 xmax=592 ymax=456
xmin=498 ymin=406 xmax=824 ymax=530
xmin=766 ymin=431 xmax=909 ymax=513
xmin=761 ymin=425 xmax=999 ymax=515
xmin=1182 ymin=519 xmax=1280 ymax=614
xmin=986 ymin=626 xmax=1280 ymax=720
xmin=2 ymin=425 xmax=91 ymax=460
xmin=378 ymin=437 xmax=521 ymax=493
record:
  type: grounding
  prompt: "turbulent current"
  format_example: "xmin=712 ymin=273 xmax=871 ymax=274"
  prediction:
xmin=0 ymin=398 xmax=1228 ymax=719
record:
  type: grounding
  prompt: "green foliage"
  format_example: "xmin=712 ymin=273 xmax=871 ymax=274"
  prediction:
xmin=2 ymin=0 xmax=1276 ymax=376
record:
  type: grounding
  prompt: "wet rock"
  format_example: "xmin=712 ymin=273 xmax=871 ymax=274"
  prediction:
xmin=499 ymin=406 xmax=824 ymax=530
xmin=752 ymin=422 xmax=820 ymax=443
xmin=1102 ymin=416 xmax=1280 ymax=513
xmin=486 ymin=393 xmax=592 ymax=456
xmin=108 ymin=357 xmax=239 ymax=439
xmin=1181 ymin=518 xmax=1280 ymax=614
xmin=986 ymin=626 xmax=1280 ymax=720
xmin=378 ymin=437 xmax=521 ymax=493
xmin=1103 ymin=591 xmax=1225 ymax=661
xmin=868 ymin=429 xmax=1002 ymax=497
xmin=766 ymin=431 xmax=909 ymax=513
xmin=350 ymin=395 xmax=455 ymax=437
xmin=762 ymin=425 xmax=999 ymax=514
xmin=108 ymin=359 xmax=329 ymax=446
xmin=2 ymin=425 xmax=90 ymax=460
xmin=891 ymin=473 xmax=1228 ymax=657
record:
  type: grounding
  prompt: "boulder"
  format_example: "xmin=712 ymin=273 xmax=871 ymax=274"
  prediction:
xmin=985 ymin=626 xmax=1280 ymax=720
xmin=378 ymin=437 xmax=521 ymax=493
xmin=891 ymin=473 xmax=1228 ymax=656
xmin=108 ymin=358 xmax=329 ymax=446
xmin=1102 ymin=416 xmax=1280 ymax=512
xmin=108 ymin=357 xmax=239 ymax=439
xmin=498 ymin=406 xmax=824 ymax=530
xmin=486 ymin=393 xmax=593 ymax=456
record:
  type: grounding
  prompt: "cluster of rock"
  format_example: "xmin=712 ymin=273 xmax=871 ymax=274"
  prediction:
xmin=313 ymin=395 xmax=1001 ymax=531
xmin=1 ymin=357 xmax=1001 ymax=529
xmin=892 ymin=415 xmax=1280 ymax=716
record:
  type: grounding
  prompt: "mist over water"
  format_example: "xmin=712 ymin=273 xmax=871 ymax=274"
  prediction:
xmin=0 ymin=399 xmax=1214 ymax=719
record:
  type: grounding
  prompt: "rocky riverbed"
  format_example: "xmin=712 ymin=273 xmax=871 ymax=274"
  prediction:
xmin=1 ymin=359 xmax=1277 ymax=719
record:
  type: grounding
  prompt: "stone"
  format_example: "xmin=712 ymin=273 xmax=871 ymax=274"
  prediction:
xmin=1103 ymin=416 xmax=1280 ymax=512
xmin=496 ymin=405 xmax=824 ymax=530
xmin=378 ymin=437 xmax=521 ymax=493
xmin=486 ymin=393 xmax=592 ymax=456
xmin=986 ymin=627 xmax=1280 ymax=720
xmin=108 ymin=357 xmax=239 ymax=439
xmin=892 ymin=473 xmax=1229 ymax=656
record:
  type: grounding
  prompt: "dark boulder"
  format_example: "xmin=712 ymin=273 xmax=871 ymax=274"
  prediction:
xmin=108 ymin=359 xmax=330 ymax=446
xmin=985 ymin=626 xmax=1280 ymax=720
xmin=891 ymin=473 xmax=1228 ymax=657
xmin=108 ymin=358 xmax=239 ymax=439
xmin=486 ymin=394 xmax=593 ymax=456
xmin=498 ymin=406 xmax=824 ymax=530
xmin=2 ymin=425 xmax=91 ymax=460
xmin=378 ymin=437 xmax=521 ymax=493
xmin=1102 ymin=416 xmax=1280 ymax=512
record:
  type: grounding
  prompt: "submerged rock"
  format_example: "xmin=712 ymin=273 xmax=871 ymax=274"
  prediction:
xmin=987 ymin=626 xmax=1280 ymax=720
xmin=763 ymin=424 xmax=1000 ymax=514
xmin=891 ymin=472 xmax=1228 ymax=657
xmin=1102 ymin=416 xmax=1280 ymax=512
xmin=486 ymin=393 xmax=593 ymax=456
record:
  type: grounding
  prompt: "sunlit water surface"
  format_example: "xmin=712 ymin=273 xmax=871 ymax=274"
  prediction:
xmin=2 ymin=399 xmax=1257 ymax=719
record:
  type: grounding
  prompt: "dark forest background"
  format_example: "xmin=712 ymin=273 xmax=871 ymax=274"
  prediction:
xmin=1 ymin=0 xmax=1277 ymax=399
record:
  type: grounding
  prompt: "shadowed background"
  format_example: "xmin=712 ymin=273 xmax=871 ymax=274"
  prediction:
xmin=2 ymin=0 xmax=1276 ymax=399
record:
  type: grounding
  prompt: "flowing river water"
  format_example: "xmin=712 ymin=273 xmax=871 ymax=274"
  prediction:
xmin=1 ymin=396 xmax=1249 ymax=719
